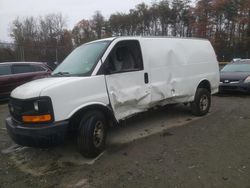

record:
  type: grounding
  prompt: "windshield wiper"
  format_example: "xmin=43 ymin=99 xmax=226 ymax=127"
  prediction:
xmin=52 ymin=71 xmax=71 ymax=77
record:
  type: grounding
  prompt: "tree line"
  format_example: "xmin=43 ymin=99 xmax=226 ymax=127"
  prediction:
xmin=3 ymin=13 xmax=73 ymax=63
xmin=1 ymin=0 xmax=250 ymax=63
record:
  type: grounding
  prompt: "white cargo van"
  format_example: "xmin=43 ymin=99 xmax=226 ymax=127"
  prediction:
xmin=6 ymin=37 xmax=219 ymax=158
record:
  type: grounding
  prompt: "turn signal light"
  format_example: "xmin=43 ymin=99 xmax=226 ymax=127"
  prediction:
xmin=22 ymin=114 xmax=52 ymax=123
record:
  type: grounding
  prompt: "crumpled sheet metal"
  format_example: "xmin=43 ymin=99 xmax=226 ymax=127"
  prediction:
xmin=110 ymin=85 xmax=151 ymax=120
xmin=109 ymin=78 xmax=192 ymax=120
xmin=107 ymin=38 xmax=218 ymax=121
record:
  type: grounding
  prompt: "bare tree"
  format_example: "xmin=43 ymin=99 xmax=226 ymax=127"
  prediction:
xmin=72 ymin=19 xmax=95 ymax=46
xmin=92 ymin=11 xmax=105 ymax=39
xmin=10 ymin=13 xmax=72 ymax=62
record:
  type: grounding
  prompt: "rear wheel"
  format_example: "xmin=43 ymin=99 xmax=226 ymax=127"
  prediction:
xmin=191 ymin=88 xmax=211 ymax=116
xmin=77 ymin=111 xmax=107 ymax=158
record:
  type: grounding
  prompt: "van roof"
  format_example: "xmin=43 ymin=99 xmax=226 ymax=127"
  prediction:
xmin=0 ymin=62 xmax=45 ymax=65
xmin=91 ymin=36 xmax=209 ymax=43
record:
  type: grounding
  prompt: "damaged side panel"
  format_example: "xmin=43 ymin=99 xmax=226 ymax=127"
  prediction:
xmin=106 ymin=71 xmax=151 ymax=120
xmin=104 ymin=37 xmax=218 ymax=121
xmin=141 ymin=38 xmax=218 ymax=103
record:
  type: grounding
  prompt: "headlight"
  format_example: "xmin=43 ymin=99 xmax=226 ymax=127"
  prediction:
xmin=32 ymin=98 xmax=52 ymax=113
xmin=244 ymin=76 xmax=250 ymax=83
xmin=22 ymin=97 xmax=54 ymax=123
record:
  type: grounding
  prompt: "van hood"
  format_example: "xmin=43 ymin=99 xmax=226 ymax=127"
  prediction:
xmin=11 ymin=77 xmax=83 ymax=99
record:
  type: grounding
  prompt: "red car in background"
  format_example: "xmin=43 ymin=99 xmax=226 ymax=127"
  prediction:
xmin=0 ymin=62 xmax=51 ymax=99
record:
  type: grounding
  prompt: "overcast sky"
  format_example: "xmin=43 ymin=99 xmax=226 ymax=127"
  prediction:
xmin=0 ymin=0 xmax=158 ymax=42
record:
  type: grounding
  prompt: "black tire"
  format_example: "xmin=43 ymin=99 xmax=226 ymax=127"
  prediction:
xmin=77 ymin=111 xmax=107 ymax=158
xmin=191 ymin=88 xmax=211 ymax=116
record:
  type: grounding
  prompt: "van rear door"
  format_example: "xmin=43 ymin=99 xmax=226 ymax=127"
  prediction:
xmin=103 ymin=40 xmax=150 ymax=120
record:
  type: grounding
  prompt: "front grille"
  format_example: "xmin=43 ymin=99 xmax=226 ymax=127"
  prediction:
xmin=220 ymin=85 xmax=238 ymax=90
xmin=9 ymin=97 xmax=54 ymax=124
xmin=9 ymin=98 xmax=22 ymax=122
xmin=221 ymin=79 xmax=240 ymax=84
xmin=9 ymin=98 xmax=34 ymax=122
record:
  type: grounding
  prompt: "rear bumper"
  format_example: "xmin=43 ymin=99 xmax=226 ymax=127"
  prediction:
xmin=219 ymin=83 xmax=250 ymax=93
xmin=6 ymin=116 xmax=69 ymax=147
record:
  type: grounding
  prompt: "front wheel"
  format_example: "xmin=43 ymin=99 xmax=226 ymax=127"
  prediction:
xmin=191 ymin=88 xmax=211 ymax=116
xmin=77 ymin=111 xmax=107 ymax=158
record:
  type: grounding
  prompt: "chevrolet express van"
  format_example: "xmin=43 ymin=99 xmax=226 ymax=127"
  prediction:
xmin=6 ymin=37 xmax=219 ymax=158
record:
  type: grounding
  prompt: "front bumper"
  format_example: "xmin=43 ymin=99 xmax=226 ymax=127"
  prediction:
xmin=6 ymin=116 xmax=69 ymax=147
xmin=219 ymin=82 xmax=250 ymax=93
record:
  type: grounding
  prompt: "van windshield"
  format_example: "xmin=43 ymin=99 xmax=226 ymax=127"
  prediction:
xmin=52 ymin=41 xmax=110 ymax=76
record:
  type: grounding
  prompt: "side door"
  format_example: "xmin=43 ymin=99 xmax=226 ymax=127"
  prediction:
xmin=102 ymin=40 xmax=151 ymax=120
xmin=0 ymin=64 xmax=13 ymax=97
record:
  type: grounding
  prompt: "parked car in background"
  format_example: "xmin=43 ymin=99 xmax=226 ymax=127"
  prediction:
xmin=46 ymin=61 xmax=59 ymax=70
xmin=231 ymin=58 xmax=242 ymax=63
xmin=0 ymin=62 xmax=51 ymax=99
xmin=231 ymin=58 xmax=250 ymax=63
xmin=219 ymin=61 xmax=250 ymax=93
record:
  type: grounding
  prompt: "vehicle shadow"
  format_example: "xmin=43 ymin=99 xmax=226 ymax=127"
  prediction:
xmin=107 ymin=104 xmax=197 ymax=146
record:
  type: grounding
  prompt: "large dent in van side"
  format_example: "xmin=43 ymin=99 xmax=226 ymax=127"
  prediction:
xmin=149 ymin=79 xmax=193 ymax=104
xmin=109 ymin=83 xmax=151 ymax=120
xmin=108 ymin=74 xmax=192 ymax=120
xmin=109 ymin=77 xmax=192 ymax=120
xmin=106 ymin=38 xmax=218 ymax=121
xmin=107 ymin=61 xmax=193 ymax=121
xmin=141 ymin=39 xmax=208 ymax=104
xmin=111 ymin=87 xmax=150 ymax=106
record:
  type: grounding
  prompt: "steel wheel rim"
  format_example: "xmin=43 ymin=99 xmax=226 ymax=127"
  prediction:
xmin=200 ymin=95 xmax=209 ymax=111
xmin=93 ymin=121 xmax=104 ymax=148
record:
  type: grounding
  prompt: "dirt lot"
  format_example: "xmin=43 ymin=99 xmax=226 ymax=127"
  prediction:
xmin=1 ymin=94 xmax=250 ymax=188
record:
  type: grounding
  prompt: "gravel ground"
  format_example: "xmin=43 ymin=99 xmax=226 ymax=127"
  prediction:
xmin=1 ymin=94 xmax=250 ymax=188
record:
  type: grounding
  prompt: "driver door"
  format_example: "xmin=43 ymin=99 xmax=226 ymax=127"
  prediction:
xmin=102 ymin=40 xmax=150 ymax=120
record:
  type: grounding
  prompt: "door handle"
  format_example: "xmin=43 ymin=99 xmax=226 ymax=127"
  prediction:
xmin=144 ymin=73 xmax=149 ymax=84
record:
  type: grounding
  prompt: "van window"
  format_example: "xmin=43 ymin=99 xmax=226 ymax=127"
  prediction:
xmin=105 ymin=40 xmax=143 ymax=73
xmin=0 ymin=65 xmax=11 ymax=76
xmin=13 ymin=65 xmax=32 ymax=74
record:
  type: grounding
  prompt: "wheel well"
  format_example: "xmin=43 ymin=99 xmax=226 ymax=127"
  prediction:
xmin=69 ymin=104 xmax=117 ymax=131
xmin=197 ymin=80 xmax=211 ymax=93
